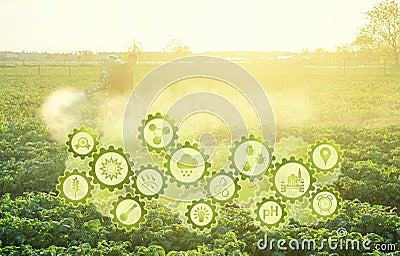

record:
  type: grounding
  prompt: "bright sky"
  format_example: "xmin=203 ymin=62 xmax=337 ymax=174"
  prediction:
xmin=1 ymin=0 xmax=378 ymax=53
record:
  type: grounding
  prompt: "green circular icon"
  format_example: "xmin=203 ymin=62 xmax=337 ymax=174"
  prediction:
xmin=77 ymin=137 xmax=89 ymax=148
xmin=138 ymin=113 xmax=178 ymax=153
xmin=254 ymin=196 xmax=287 ymax=228
xmin=270 ymin=157 xmax=316 ymax=203
xmin=56 ymin=169 xmax=94 ymax=206
xmin=309 ymin=139 xmax=343 ymax=173
xmin=206 ymin=169 xmax=241 ymax=204
xmin=164 ymin=142 xmax=211 ymax=188
xmin=229 ymin=135 xmax=274 ymax=181
xmin=89 ymin=146 xmax=133 ymax=191
xmin=185 ymin=199 xmax=217 ymax=231
xmin=132 ymin=165 xmax=167 ymax=199
xmin=111 ymin=194 xmax=147 ymax=231
xmin=309 ymin=186 xmax=341 ymax=219
xmin=66 ymin=126 xmax=99 ymax=159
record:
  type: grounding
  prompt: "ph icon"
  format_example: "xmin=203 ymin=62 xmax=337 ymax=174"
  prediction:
xmin=263 ymin=205 xmax=279 ymax=218
xmin=256 ymin=198 xmax=285 ymax=227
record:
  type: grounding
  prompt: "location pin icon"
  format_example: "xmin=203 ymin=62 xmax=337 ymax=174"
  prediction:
xmin=320 ymin=147 xmax=331 ymax=165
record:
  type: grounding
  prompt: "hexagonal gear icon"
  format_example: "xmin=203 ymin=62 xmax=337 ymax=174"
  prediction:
xmin=110 ymin=194 xmax=147 ymax=231
xmin=254 ymin=196 xmax=287 ymax=229
xmin=270 ymin=157 xmax=316 ymax=203
xmin=229 ymin=135 xmax=274 ymax=181
xmin=138 ymin=112 xmax=178 ymax=153
xmin=309 ymin=186 xmax=342 ymax=220
xmin=308 ymin=139 xmax=343 ymax=173
xmin=89 ymin=146 xmax=134 ymax=191
xmin=132 ymin=164 xmax=167 ymax=199
xmin=56 ymin=169 xmax=94 ymax=206
xmin=205 ymin=169 xmax=241 ymax=205
xmin=185 ymin=199 xmax=218 ymax=231
xmin=164 ymin=142 xmax=211 ymax=188
xmin=66 ymin=126 xmax=99 ymax=159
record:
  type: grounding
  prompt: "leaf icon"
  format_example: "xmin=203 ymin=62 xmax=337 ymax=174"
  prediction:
xmin=72 ymin=177 xmax=80 ymax=199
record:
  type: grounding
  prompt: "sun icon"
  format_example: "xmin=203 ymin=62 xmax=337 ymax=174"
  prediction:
xmin=100 ymin=157 xmax=123 ymax=181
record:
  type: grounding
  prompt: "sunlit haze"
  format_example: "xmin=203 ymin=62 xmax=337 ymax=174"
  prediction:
xmin=1 ymin=0 xmax=377 ymax=53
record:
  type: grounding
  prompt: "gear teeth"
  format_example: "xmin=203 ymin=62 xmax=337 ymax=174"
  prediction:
xmin=205 ymin=169 xmax=241 ymax=205
xmin=253 ymin=196 xmax=287 ymax=229
xmin=184 ymin=199 xmax=218 ymax=231
xmin=269 ymin=157 xmax=316 ymax=203
xmin=236 ymin=179 xmax=259 ymax=207
xmin=61 ymin=121 xmax=345 ymax=233
xmin=89 ymin=145 xmax=134 ymax=191
xmin=66 ymin=126 xmax=99 ymax=159
xmin=309 ymin=186 xmax=342 ymax=220
xmin=178 ymin=183 xmax=208 ymax=201
xmin=164 ymin=142 xmax=211 ymax=188
xmin=229 ymin=134 xmax=274 ymax=182
xmin=274 ymin=136 xmax=308 ymax=162
xmin=56 ymin=169 xmax=94 ymax=206
xmin=110 ymin=193 xmax=147 ymax=231
xmin=308 ymin=139 xmax=343 ymax=173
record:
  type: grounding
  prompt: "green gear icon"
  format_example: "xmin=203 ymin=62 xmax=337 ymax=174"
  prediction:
xmin=110 ymin=193 xmax=147 ymax=231
xmin=274 ymin=136 xmax=309 ymax=162
xmin=205 ymin=169 xmax=241 ymax=205
xmin=56 ymin=169 xmax=94 ymax=206
xmin=178 ymin=181 xmax=208 ymax=201
xmin=236 ymin=179 xmax=259 ymax=207
xmin=138 ymin=112 xmax=178 ymax=153
xmin=254 ymin=196 xmax=287 ymax=229
xmin=133 ymin=146 xmax=165 ymax=168
xmin=91 ymin=185 xmax=119 ymax=217
xmin=229 ymin=135 xmax=274 ymax=181
xmin=309 ymin=186 xmax=342 ymax=220
xmin=308 ymin=139 xmax=343 ymax=173
xmin=132 ymin=164 xmax=168 ymax=199
xmin=89 ymin=145 xmax=134 ymax=191
xmin=164 ymin=142 xmax=211 ymax=188
xmin=185 ymin=199 xmax=218 ymax=231
xmin=66 ymin=126 xmax=99 ymax=159
xmin=270 ymin=157 xmax=316 ymax=203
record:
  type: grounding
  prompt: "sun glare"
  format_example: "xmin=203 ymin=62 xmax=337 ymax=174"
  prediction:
xmin=0 ymin=0 xmax=376 ymax=53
